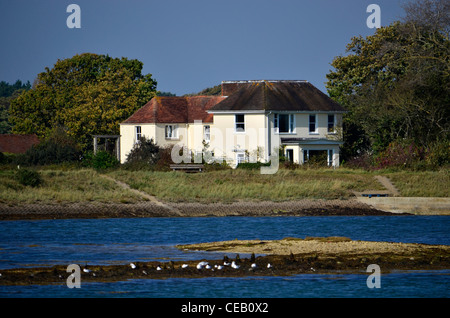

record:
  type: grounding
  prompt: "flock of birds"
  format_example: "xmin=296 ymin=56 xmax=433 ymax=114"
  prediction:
xmin=77 ymin=258 xmax=276 ymax=278
xmin=124 ymin=260 xmax=273 ymax=272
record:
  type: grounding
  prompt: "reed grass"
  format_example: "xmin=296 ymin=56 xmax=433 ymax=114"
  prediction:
xmin=1 ymin=167 xmax=447 ymax=206
xmin=108 ymin=168 xmax=385 ymax=203
xmin=0 ymin=169 xmax=142 ymax=205
xmin=383 ymin=170 xmax=449 ymax=197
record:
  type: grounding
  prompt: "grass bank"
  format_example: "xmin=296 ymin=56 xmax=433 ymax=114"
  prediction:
xmin=0 ymin=168 xmax=142 ymax=205
xmin=382 ymin=170 xmax=449 ymax=197
xmin=108 ymin=168 xmax=385 ymax=203
xmin=0 ymin=167 xmax=448 ymax=206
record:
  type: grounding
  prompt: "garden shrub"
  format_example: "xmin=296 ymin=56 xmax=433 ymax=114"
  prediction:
xmin=123 ymin=137 xmax=163 ymax=170
xmin=83 ymin=151 xmax=119 ymax=170
xmin=16 ymin=168 xmax=42 ymax=187
xmin=374 ymin=140 xmax=424 ymax=169
xmin=425 ymin=140 xmax=449 ymax=168
xmin=20 ymin=128 xmax=81 ymax=166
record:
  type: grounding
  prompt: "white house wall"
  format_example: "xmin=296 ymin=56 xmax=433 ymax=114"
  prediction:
xmin=120 ymin=113 xmax=343 ymax=166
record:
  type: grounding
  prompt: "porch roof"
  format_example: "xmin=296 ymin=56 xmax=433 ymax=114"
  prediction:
xmin=281 ymin=138 xmax=344 ymax=145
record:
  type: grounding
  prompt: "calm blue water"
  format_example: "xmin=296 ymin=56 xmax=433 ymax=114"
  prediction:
xmin=0 ymin=216 xmax=449 ymax=298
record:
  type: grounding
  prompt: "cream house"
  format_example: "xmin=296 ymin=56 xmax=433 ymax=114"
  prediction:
xmin=119 ymin=80 xmax=346 ymax=167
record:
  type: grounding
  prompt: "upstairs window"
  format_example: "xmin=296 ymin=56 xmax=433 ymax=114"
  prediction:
xmin=204 ymin=125 xmax=210 ymax=142
xmin=165 ymin=124 xmax=178 ymax=139
xmin=135 ymin=126 xmax=142 ymax=143
xmin=328 ymin=114 xmax=336 ymax=133
xmin=235 ymin=114 xmax=245 ymax=132
xmin=309 ymin=114 xmax=317 ymax=133
xmin=274 ymin=114 xmax=295 ymax=133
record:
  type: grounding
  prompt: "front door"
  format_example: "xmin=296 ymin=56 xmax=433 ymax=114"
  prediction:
xmin=286 ymin=149 xmax=294 ymax=162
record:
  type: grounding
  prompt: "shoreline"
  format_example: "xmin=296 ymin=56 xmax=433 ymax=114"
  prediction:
xmin=1 ymin=237 xmax=448 ymax=286
xmin=0 ymin=198 xmax=412 ymax=220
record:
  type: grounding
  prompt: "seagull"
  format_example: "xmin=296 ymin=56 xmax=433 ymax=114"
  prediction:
xmin=130 ymin=263 xmax=136 ymax=269
xmin=205 ymin=265 xmax=212 ymax=269
xmin=83 ymin=268 xmax=91 ymax=273
xmin=251 ymin=263 xmax=257 ymax=269
xmin=231 ymin=261 xmax=240 ymax=269
xmin=217 ymin=265 xmax=223 ymax=270
xmin=224 ymin=261 xmax=230 ymax=266
xmin=197 ymin=261 xmax=209 ymax=269
xmin=156 ymin=266 xmax=162 ymax=271
xmin=181 ymin=264 xmax=189 ymax=269
xmin=267 ymin=263 xmax=272 ymax=269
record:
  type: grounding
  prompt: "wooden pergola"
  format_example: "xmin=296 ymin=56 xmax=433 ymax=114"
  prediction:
xmin=93 ymin=135 xmax=121 ymax=161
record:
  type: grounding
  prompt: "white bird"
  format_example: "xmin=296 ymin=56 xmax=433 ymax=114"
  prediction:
xmin=83 ymin=268 xmax=91 ymax=273
xmin=130 ymin=263 xmax=136 ymax=269
xmin=181 ymin=264 xmax=189 ymax=269
xmin=205 ymin=265 xmax=212 ymax=269
xmin=142 ymin=270 xmax=147 ymax=275
xmin=156 ymin=266 xmax=162 ymax=271
xmin=224 ymin=261 xmax=230 ymax=266
xmin=197 ymin=261 xmax=209 ymax=269
xmin=217 ymin=265 xmax=223 ymax=270
xmin=267 ymin=263 xmax=272 ymax=269
xmin=231 ymin=261 xmax=240 ymax=269
xmin=251 ymin=263 xmax=257 ymax=268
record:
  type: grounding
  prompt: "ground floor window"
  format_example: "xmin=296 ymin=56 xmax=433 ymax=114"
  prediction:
xmin=303 ymin=149 xmax=333 ymax=166
xmin=236 ymin=152 xmax=246 ymax=165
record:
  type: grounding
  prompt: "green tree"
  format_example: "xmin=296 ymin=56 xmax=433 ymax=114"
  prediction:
xmin=10 ymin=53 xmax=157 ymax=150
xmin=326 ymin=0 xmax=449 ymax=159
xmin=0 ymin=80 xmax=31 ymax=134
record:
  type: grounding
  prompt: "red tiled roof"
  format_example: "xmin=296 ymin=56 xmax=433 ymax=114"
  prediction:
xmin=0 ymin=134 xmax=40 ymax=154
xmin=122 ymin=96 xmax=226 ymax=124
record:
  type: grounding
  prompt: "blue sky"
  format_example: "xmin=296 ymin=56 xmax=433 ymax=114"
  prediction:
xmin=0 ymin=0 xmax=410 ymax=96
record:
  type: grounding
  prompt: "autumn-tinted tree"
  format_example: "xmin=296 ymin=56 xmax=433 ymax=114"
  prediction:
xmin=326 ymin=0 xmax=449 ymax=160
xmin=0 ymin=80 xmax=31 ymax=134
xmin=10 ymin=53 xmax=157 ymax=150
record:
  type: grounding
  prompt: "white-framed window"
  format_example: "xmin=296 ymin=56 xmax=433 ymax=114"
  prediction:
xmin=135 ymin=126 xmax=142 ymax=143
xmin=236 ymin=152 xmax=246 ymax=164
xmin=328 ymin=114 xmax=336 ymax=133
xmin=165 ymin=124 xmax=178 ymax=139
xmin=309 ymin=114 xmax=318 ymax=134
xmin=274 ymin=114 xmax=295 ymax=133
xmin=204 ymin=125 xmax=210 ymax=143
xmin=235 ymin=114 xmax=245 ymax=132
xmin=328 ymin=149 xmax=334 ymax=166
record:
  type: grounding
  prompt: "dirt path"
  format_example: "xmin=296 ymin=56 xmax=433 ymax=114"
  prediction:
xmin=99 ymin=174 xmax=183 ymax=216
xmin=375 ymin=175 xmax=401 ymax=196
